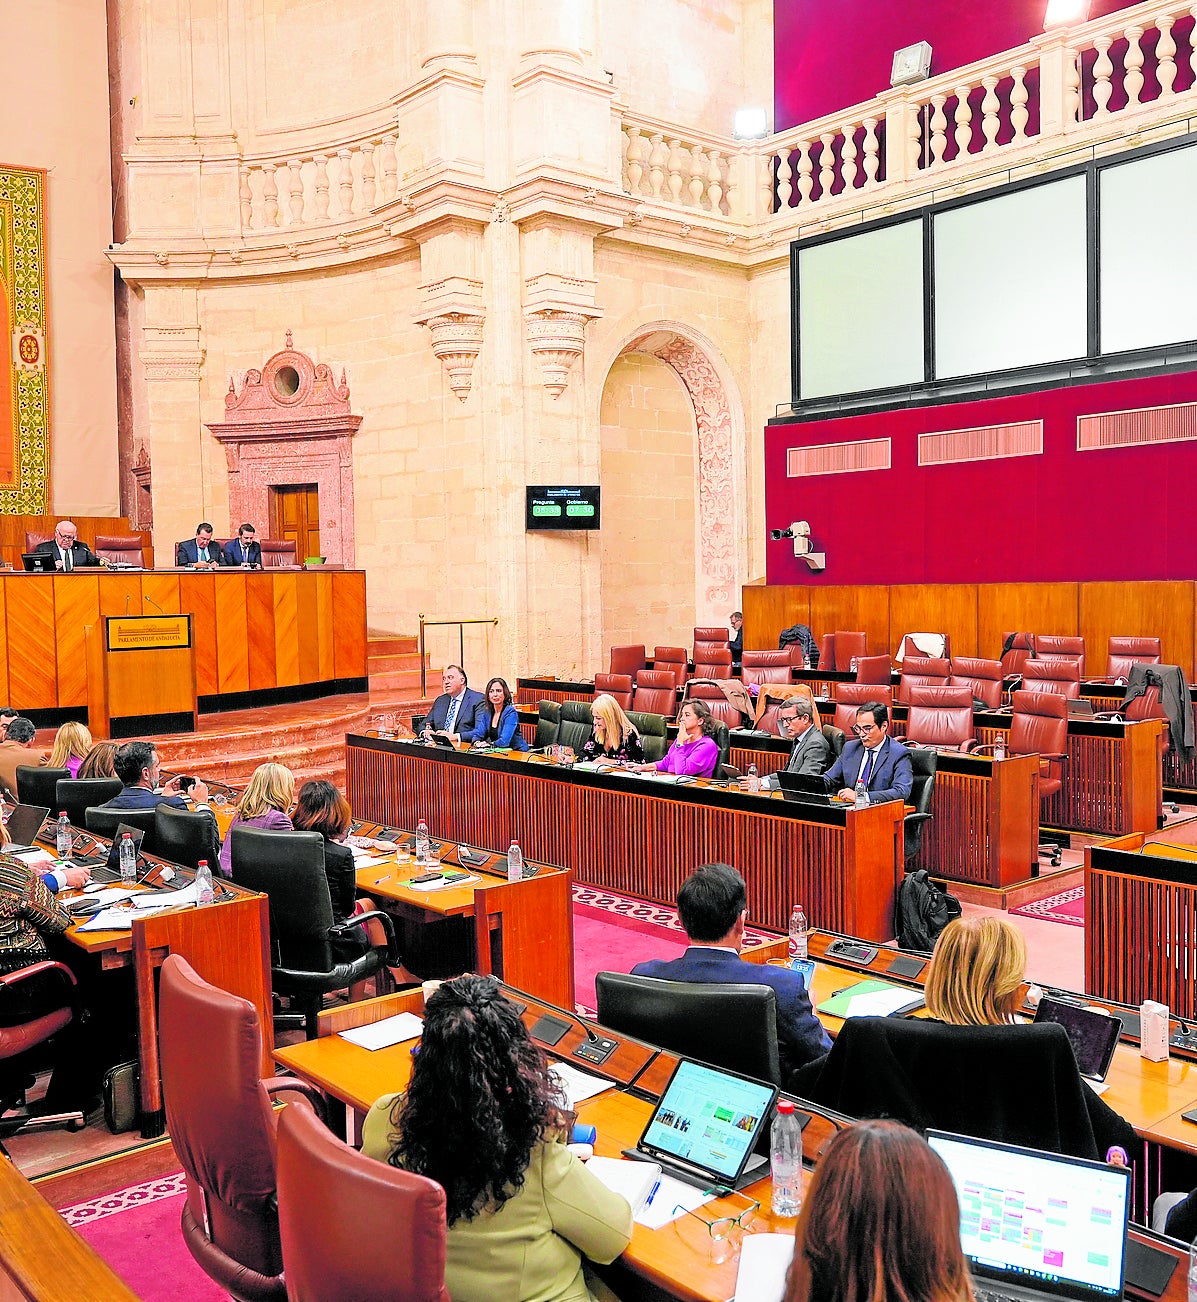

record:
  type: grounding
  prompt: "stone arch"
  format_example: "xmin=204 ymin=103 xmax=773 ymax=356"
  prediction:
xmin=595 ymin=321 xmax=746 ymax=622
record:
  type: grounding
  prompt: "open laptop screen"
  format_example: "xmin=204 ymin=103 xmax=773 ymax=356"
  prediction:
xmin=928 ymin=1130 xmax=1129 ymax=1302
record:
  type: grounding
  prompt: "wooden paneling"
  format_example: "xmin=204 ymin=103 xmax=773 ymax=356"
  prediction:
xmin=5 ymin=579 xmax=57 ymax=707
xmin=245 ymin=574 xmax=277 ymax=691
xmin=1079 ymin=582 xmax=1194 ymax=680
xmin=96 ymin=573 xmax=142 ymax=618
xmin=52 ymin=575 xmax=99 ymax=707
xmin=975 ymin=583 xmax=1078 ymax=660
xmin=215 ymin=577 xmax=250 ymax=694
xmin=0 ymin=580 xmax=8 ymax=706
xmin=142 ymin=572 xmax=181 ymax=616
xmin=889 ymin=584 xmax=979 ymax=657
xmin=272 ymin=571 xmax=300 ymax=687
xmin=742 ymin=586 xmax=811 ymax=652
xmin=0 ymin=514 xmax=152 ymax=570
xmin=178 ymin=574 xmax=218 ymax=696
xmin=315 ymin=572 xmax=335 ymax=681
xmin=808 ymin=586 xmax=890 ymax=659
xmin=295 ymin=569 xmax=320 ymax=684
xmin=333 ymin=571 xmax=367 ymax=679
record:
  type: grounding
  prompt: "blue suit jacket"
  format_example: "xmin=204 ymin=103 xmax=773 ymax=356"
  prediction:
xmin=176 ymin=538 xmax=225 ymax=566
xmin=424 ymin=687 xmax=488 ymax=742
xmin=823 ymin=735 xmax=913 ymax=806
xmin=485 ymin=702 xmax=529 ymax=750
xmin=223 ymin=538 xmax=261 ymax=567
xmin=630 ymin=947 xmax=830 ymax=1082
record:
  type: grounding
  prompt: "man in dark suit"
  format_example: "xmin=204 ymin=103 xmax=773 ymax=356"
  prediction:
xmin=176 ymin=522 xmax=225 ymax=568
xmin=632 ymin=862 xmax=830 ymax=1083
xmin=222 ymin=523 xmax=262 ymax=567
xmin=33 ymin=521 xmax=102 ymax=570
xmin=100 ymin=740 xmax=221 ymax=867
xmin=823 ymin=699 xmax=913 ymax=805
xmin=421 ymin=665 xmax=487 ymax=743
xmin=753 ymin=698 xmax=830 ymax=791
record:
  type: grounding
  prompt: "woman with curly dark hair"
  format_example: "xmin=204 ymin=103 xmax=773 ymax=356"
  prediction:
xmin=361 ymin=974 xmax=632 ymax=1302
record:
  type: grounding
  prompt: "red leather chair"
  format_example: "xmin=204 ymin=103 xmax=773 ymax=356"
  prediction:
xmin=686 ymin=682 xmax=744 ymax=731
xmin=593 ymin=672 xmax=633 ymax=711
xmin=632 ymin=669 xmax=678 ymax=717
xmin=854 ymin=654 xmax=892 ymax=686
xmin=1036 ymin=635 xmax=1086 ymax=676
xmin=1006 ymin=689 xmax=1069 ymax=867
xmin=905 ymin=685 xmax=975 ymax=750
xmin=159 ymin=954 xmax=325 ymax=1302
xmin=818 ymin=633 xmax=836 ymax=671
xmin=1107 ymin=636 xmax=1162 ymax=680
xmin=949 ymin=657 xmax=1004 ymax=709
xmin=895 ymin=633 xmax=950 ymax=663
xmin=95 ymin=534 xmax=146 ymax=566
xmin=833 ymin=631 xmax=867 ymax=667
xmin=833 ymin=683 xmax=893 ymax=735
xmin=756 ymin=685 xmax=821 ymax=736
xmin=276 ymin=1102 xmax=449 ymax=1302
xmin=1021 ymin=658 xmax=1082 ymax=699
xmin=897 ymin=656 xmax=951 ymax=702
xmin=693 ymin=646 xmax=733 ymax=680
xmin=999 ymin=632 xmax=1036 ymax=676
xmin=653 ymin=646 xmax=689 ymax=690
xmin=0 ymin=961 xmax=84 ymax=1138
xmin=609 ymin=645 xmax=646 ymax=678
xmin=740 ymin=650 xmax=792 ymax=687
xmin=23 ymin=530 xmax=52 ymax=553
xmin=259 ymin=539 xmax=298 ymax=568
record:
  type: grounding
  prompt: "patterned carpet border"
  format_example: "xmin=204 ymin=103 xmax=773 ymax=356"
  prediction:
xmin=572 ymin=885 xmax=774 ymax=949
xmin=62 ymin=1171 xmax=188 ymax=1227
xmin=1009 ymin=886 xmax=1084 ymax=928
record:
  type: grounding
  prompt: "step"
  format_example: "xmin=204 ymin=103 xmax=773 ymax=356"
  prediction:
xmin=367 ymin=635 xmax=421 ymax=656
xmin=366 ymin=652 xmax=426 ymax=674
xmin=367 ymin=668 xmax=428 ymax=694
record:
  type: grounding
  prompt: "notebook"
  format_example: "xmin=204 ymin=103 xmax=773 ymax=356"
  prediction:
xmin=622 ymin=1058 xmax=779 ymax=1192
xmin=2 ymin=803 xmax=49 ymax=852
xmin=927 ymin=1130 xmax=1130 ymax=1302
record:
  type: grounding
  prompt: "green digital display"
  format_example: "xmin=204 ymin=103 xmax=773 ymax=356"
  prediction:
xmin=525 ymin=485 xmax=601 ymax=532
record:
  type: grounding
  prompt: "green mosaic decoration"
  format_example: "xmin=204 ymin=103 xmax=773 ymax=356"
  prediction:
xmin=0 ymin=164 xmax=49 ymax=512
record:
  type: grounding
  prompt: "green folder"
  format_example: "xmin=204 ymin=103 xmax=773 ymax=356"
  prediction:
xmin=817 ymin=978 xmax=924 ymax=1019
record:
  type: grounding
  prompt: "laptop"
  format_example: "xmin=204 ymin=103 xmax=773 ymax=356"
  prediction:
xmin=927 ymin=1129 xmax=1130 ymax=1302
xmin=776 ymin=770 xmax=833 ymax=804
xmin=622 ymin=1058 xmax=780 ymax=1192
xmin=21 ymin=552 xmax=56 ymax=573
xmin=1 ymin=803 xmax=49 ymax=852
xmin=1067 ymin=699 xmax=1095 ymax=719
xmin=1032 ymin=998 xmax=1121 ymax=1082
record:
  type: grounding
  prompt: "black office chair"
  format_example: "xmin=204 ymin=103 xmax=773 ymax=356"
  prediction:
xmin=84 ymin=804 xmax=160 ymax=854
xmin=557 ymin=701 xmax=594 ymax=754
xmin=710 ymin=720 xmax=733 ymax=778
xmin=627 ymin=711 xmax=668 ymax=764
xmin=821 ymin=724 xmax=846 ymax=759
xmin=595 ymin=971 xmax=781 ymax=1086
xmin=903 ymin=748 xmax=937 ymax=863
xmin=229 ymin=827 xmax=399 ymax=1038
xmin=15 ymin=765 xmax=70 ymax=811
xmin=55 ymin=778 xmax=122 ymax=829
xmin=155 ymin=804 xmax=221 ymax=871
xmin=535 ymin=702 xmax=560 ymax=749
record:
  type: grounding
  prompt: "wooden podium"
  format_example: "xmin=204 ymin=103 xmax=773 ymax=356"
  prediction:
xmin=86 ymin=615 xmax=197 ymax=738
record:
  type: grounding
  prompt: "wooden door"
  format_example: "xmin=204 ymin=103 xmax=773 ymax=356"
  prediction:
xmin=270 ymin=484 xmax=320 ymax=559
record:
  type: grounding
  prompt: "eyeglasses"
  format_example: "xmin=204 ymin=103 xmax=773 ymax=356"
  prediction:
xmin=673 ymin=1193 xmax=759 ymax=1240
xmin=853 ymin=722 xmax=879 ymax=735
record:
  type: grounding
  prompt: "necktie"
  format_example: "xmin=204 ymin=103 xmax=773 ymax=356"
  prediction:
xmin=859 ymin=747 xmax=876 ymax=787
xmin=445 ymin=696 xmax=460 ymax=733
xmin=63 ymin=548 xmax=72 ymax=573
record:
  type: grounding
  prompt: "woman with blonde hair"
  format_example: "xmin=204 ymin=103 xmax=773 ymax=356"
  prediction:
xmin=923 ymin=915 xmax=1026 ymax=1026
xmin=218 ymin=762 xmax=295 ymax=876
xmin=46 ymin=722 xmax=93 ymax=778
xmin=581 ymin=693 xmax=643 ymax=765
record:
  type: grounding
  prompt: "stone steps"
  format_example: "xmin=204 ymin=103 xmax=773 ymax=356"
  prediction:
xmin=367 ymin=630 xmax=436 ymax=702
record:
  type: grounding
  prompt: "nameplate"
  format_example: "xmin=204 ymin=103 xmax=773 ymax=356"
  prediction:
xmin=106 ymin=614 xmax=192 ymax=652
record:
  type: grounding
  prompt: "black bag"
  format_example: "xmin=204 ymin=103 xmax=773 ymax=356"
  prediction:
xmin=103 ymin=1060 xmax=139 ymax=1133
xmin=896 ymin=869 xmax=962 ymax=953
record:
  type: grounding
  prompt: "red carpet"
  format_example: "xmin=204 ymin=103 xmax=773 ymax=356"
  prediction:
xmin=1009 ymin=886 xmax=1085 ymax=927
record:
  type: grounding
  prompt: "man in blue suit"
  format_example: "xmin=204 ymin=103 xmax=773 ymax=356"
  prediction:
xmin=175 ymin=522 xmax=225 ymax=568
xmin=632 ymin=862 xmax=830 ymax=1084
xmin=823 ymin=700 xmax=913 ymax=805
xmin=421 ymin=664 xmax=488 ymax=743
xmin=222 ymin=523 xmax=262 ymax=567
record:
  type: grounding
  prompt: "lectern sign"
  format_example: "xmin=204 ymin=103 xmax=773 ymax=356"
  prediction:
xmin=106 ymin=615 xmax=192 ymax=652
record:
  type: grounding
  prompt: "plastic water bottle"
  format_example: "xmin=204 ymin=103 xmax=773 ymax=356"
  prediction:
xmin=415 ymin=819 xmax=430 ymax=865
xmin=507 ymin=840 xmax=523 ymax=883
xmin=994 ymin=732 xmax=1007 ymax=761
xmin=804 ymin=652 xmax=813 ymax=670
xmin=854 ymin=777 xmax=869 ymax=808
xmin=747 ymin=764 xmax=760 ymax=793
xmin=56 ymin=812 xmax=71 ymax=859
xmin=119 ymin=833 xmax=137 ymax=884
xmin=195 ymin=859 xmax=215 ymax=905
xmin=788 ymin=905 xmax=808 ymax=964
xmin=770 ymin=1100 xmax=803 ymax=1218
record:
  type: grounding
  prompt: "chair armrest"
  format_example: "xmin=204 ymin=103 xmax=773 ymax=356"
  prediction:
xmin=331 ymin=909 xmax=399 ymax=963
xmin=0 ymin=960 xmax=77 ymax=991
xmin=1041 ymin=752 xmax=1069 ymax=764
xmin=903 ymin=811 xmax=932 ymax=826
xmin=263 ymin=1075 xmax=328 ymax=1122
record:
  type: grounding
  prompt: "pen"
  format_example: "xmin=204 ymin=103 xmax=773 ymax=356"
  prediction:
xmin=645 ymin=1178 xmax=661 ymax=1207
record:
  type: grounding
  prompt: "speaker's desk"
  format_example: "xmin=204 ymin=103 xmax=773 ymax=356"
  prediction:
xmin=345 ymin=736 xmax=905 ymax=942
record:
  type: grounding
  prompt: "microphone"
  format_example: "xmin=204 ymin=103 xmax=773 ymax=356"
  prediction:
xmin=143 ymin=594 xmax=164 ymax=614
xmin=124 ymin=595 xmax=131 ymax=614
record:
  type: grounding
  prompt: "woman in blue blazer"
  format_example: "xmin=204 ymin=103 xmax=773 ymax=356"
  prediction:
xmin=480 ymin=678 xmax=529 ymax=750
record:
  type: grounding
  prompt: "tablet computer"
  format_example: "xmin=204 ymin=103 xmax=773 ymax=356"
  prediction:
xmin=1032 ymin=996 xmax=1121 ymax=1081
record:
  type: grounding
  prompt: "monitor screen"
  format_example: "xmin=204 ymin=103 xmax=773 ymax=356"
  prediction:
xmin=525 ymin=486 xmax=601 ymax=531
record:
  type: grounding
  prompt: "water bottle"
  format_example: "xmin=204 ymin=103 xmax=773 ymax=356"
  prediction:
xmin=788 ymin=905 xmax=808 ymax=964
xmin=994 ymin=732 xmax=1006 ymax=761
xmin=804 ymin=652 xmax=813 ymax=670
xmin=195 ymin=859 xmax=215 ymax=905
xmin=770 ymin=1100 xmax=803 ymax=1218
xmin=747 ymin=764 xmax=760 ymax=793
xmin=119 ymin=832 xmax=137 ymax=884
xmin=55 ymin=811 xmax=71 ymax=859
xmin=507 ymin=840 xmax=523 ymax=883
xmin=854 ymin=777 xmax=869 ymax=808
xmin=415 ymin=819 xmax=430 ymax=865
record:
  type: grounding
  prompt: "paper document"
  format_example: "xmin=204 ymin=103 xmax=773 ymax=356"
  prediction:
xmin=77 ymin=888 xmax=135 ymax=907
xmin=76 ymin=906 xmax=136 ymax=932
xmin=548 ymin=1062 xmax=612 ymax=1108
xmin=9 ymin=848 xmax=55 ymax=867
xmin=634 ymin=1172 xmax=714 ymax=1230
xmin=338 ymin=1012 xmax=424 ymax=1051
xmin=585 ymin=1156 xmax=660 ymax=1213
xmin=818 ymin=979 xmax=923 ymax=1019
xmin=132 ymin=883 xmax=200 ymax=910
xmin=734 ymin=1234 xmax=800 ymax=1301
